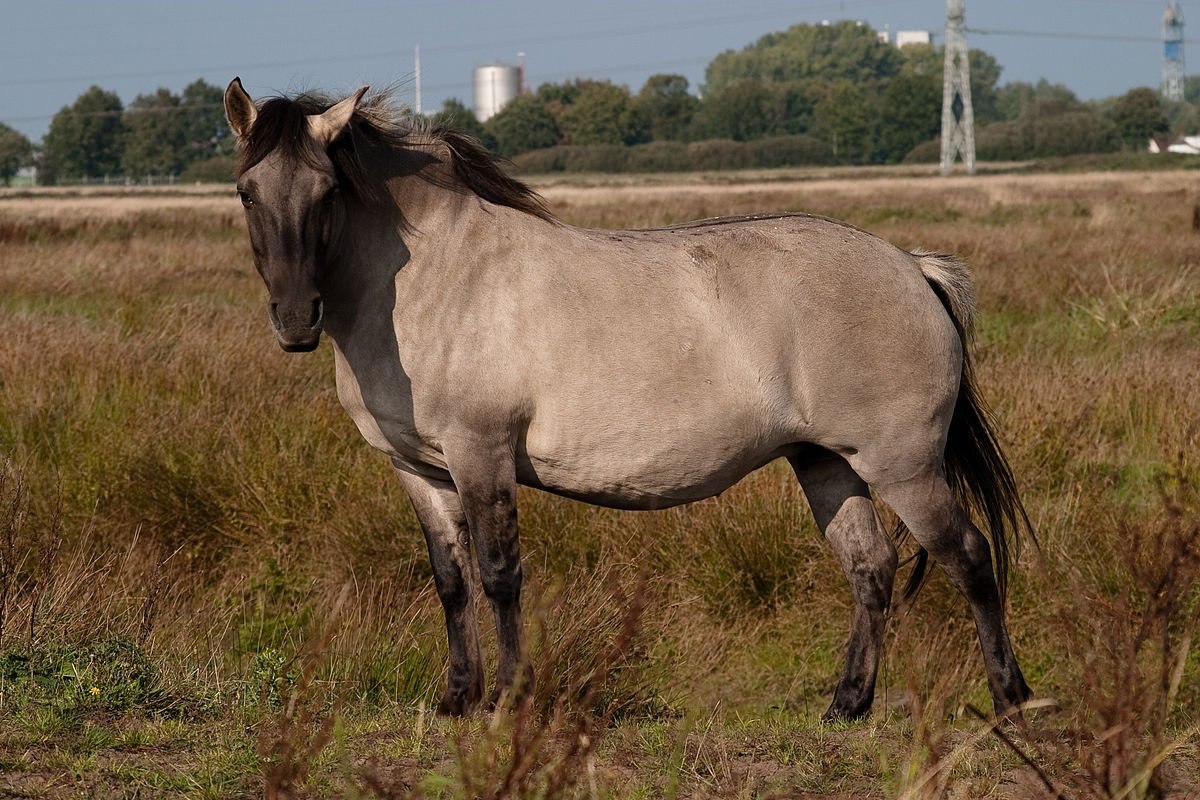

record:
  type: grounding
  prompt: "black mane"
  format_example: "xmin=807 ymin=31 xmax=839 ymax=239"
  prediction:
xmin=235 ymin=91 xmax=555 ymax=223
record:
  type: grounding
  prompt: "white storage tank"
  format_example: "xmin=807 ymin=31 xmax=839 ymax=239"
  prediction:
xmin=473 ymin=64 xmax=522 ymax=122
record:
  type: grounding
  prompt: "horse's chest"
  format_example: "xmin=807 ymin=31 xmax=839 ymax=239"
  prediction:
xmin=331 ymin=347 xmax=446 ymax=471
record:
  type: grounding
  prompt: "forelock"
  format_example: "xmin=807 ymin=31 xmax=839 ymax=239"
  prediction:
xmin=235 ymin=95 xmax=333 ymax=177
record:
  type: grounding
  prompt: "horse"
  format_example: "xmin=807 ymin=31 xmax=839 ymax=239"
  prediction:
xmin=222 ymin=78 xmax=1033 ymax=721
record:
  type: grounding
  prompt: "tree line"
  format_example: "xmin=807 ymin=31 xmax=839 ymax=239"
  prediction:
xmin=2 ymin=21 xmax=1196 ymax=185
xmin=445 ymin=22 xmax=1190 ymax=171
xmin=0 ymin=79 xmax=232 ymax=186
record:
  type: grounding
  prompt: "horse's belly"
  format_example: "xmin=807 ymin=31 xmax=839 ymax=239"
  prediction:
xmin=517 ymin=420 xmax=787 ymax=510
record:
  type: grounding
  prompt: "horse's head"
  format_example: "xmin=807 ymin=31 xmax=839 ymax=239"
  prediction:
xmin=224 ymin=78 xmax=367 ymax=352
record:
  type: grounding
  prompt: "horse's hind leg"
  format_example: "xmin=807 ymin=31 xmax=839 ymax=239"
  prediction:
xmin=791 ymin=454 xmax=897 ymax=721
xmin=394 ymin=467 xmax=485 ymax=716
xmin=874 ymin=469 xmax=1031 ymax=716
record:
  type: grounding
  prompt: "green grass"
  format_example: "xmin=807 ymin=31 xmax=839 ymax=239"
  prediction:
xmin=0 ymin=174 xmax=1197 ymax=797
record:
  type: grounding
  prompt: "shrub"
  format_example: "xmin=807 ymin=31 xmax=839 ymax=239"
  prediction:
xmin=903 ymin=138 xmax=941 ymax=164
xmin=180 ymin=155 xmax=235 ymax=184
xmin=975 ymin=111 xmax=1121 ymax=161
xmin=745 ymin=134 xmax=833 ymax=167
xmin=685 ymin=139 xmax=751 ymax=171
xmin=623 ymin=140 xmax=690 ymax=172
xmin=511 ymin=146 xmax=567 ymax=173
xmin=562 ymin=144 xmax=627 ymax=173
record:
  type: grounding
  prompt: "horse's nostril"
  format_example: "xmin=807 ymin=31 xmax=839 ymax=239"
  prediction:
xmin=310 ymin=299 xmax=324 ymax=328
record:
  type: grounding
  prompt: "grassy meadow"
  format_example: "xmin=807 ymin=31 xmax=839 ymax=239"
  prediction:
xmin=0 ymin=168 xmax=1198 ymax=798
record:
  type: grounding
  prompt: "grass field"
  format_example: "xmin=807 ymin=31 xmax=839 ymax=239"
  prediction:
xmin=0 ymin=167 xmax=1198 ymax=799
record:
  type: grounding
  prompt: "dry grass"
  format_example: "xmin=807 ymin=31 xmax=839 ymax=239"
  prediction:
xmin=0 ymin=169 xmax=1198 ymax=798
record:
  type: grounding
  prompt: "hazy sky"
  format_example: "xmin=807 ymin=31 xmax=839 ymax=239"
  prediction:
xmin=1 ymin=0 xmax=1185 ymax=141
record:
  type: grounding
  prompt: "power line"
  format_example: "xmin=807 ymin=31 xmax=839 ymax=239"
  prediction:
xmin=1 ymin=54 xmax=718 ymax=126
xmin=968 ymin=26 xmax=1192 ymax=44
xmin=0 ymin=4 xmax=865 ymax=92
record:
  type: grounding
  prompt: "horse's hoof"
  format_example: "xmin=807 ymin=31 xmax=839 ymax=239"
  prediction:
xmin=822 ymin=702 xmax=872 ymax=724
xmin=436 ymin=691 xmax=479 ymax=717
xmin=435 ymin=698 xmax=463 ymax=717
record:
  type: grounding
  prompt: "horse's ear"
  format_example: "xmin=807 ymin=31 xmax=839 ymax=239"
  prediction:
xmin=308 ymin=86 xmax=369 ymax=147
xmin=224 ymin=77 xmax=257 ymax=140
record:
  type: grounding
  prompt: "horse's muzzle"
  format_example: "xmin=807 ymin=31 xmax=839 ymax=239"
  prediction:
xmin=269 ymin=297 xmax=324 ymax=352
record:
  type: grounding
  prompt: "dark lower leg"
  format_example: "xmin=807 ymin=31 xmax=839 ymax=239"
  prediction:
xmin=460 ymin=479 xmax=529 ymax=708
xmin=424 ymin=525 xmax=485 ymax=716
xmin=954 ymin=526 xmax=1031 ymax=714
xmin=825 ymin=564 xmax=893 ymax=721
xmin=397 ymin=470 xmax=485 ymax=716
xmin=880 ymin=474 xmax=1030 ymax=717
xmin=793 ymin=455 xmax=897 ymax=722
xmin=484 ymin=568 xmax=527 ymax=707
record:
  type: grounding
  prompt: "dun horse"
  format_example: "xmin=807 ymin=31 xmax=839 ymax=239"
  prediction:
xmin=223 ymin=79 xmax=1032 ymax=721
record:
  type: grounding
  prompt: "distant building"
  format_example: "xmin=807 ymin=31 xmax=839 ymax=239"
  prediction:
xmin=13 ymin=166 xmax=36 ymax=187
xmin=473 ymin=63 xmax=522 ymax=122
xmin=1149 ymin=133 xmax=1200 ymax=154
xmin=896 ymin=30 xmax=933 ymax=48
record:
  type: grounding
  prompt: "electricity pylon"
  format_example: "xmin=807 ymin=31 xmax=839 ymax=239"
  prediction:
xmin=1163 ymin=2 xmax=1185 ymax=101
xmin=940 ymin=0 xmax=976 ymax=175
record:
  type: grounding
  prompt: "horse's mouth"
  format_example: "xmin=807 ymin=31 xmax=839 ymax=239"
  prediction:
xmin=276 ymin=332 xmax=321 ymax=352
xmin=269 ymin=299 xmax=324 ymax=352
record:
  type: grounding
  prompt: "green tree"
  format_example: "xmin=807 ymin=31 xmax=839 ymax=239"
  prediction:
xmin=1165 ymin=99 xmax=1200 ymax=137
xmin=875 ymin=72 xmax=941 ymax=162
xmin=0 ymin=122 xmax=32 ymax=186
xmin=897 ymin=43 xmax=941 ymax=79
xmin=634 ymin=74 xmax=700 ymax=141
xmin=767 ymin=81 xmax=819 ymax=136
xmin=122 ymin=88 xmax=185 ymax=177
xmin=967 ymin=50 xmax=1004 ymax=123
xmin=430 ymin=97 xmax=497 ymax=150
xmin=896 ymin=44 xmax=1002 ymax=123
xmin=812 ymin=80 xmax=872 ymax=163
xmin=705 ymin=21 xmax=901 ymax=94
xmin=1184 ymin=74 xmax=1200 ymax=103
xmin=1112 ymin=87 xmax=1168 ymax=149
xmin=558 ymin=81 xmax=648 ymax=146
xmin=180 ymin=79 xmax=232 ymax=161
xmin=41 ymin=85 xmax=124 ymax=183
xmin=534 ymin=80 xmax=586 ymax=121
xmin=484 ymin=94 xmax=561 ymax=157
xmin=691 ymin=79 xmax=780 ymax=142
xmin=996 ymin=80 xmax=1080 ymax=120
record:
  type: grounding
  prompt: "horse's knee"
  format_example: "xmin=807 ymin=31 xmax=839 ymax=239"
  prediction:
xmin=824 ymin=498 xmax=897 ymax=601
xmin=423 ymin=526 xmax=475 ymax=608
xmin=847 ymin=550 xmax=897 ymax=605
xmin=479 ymin=556 xmax=523 ymax=605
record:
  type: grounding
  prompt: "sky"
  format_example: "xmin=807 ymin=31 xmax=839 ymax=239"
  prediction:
xmin=0 ymin=0 xmax=1186 ymax=142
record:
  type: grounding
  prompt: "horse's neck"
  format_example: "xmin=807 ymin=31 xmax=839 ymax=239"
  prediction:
xmin=320 ymin=180 xmax=478 ymax=341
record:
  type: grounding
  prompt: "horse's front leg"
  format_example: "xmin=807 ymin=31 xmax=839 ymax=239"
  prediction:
xmin=445 ymin=442 xmax=529 ymax=708
xmin=394 ymin=466 xmax=485 ymax=715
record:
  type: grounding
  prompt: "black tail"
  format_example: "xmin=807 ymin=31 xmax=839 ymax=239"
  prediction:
xmin=902 ymin=255 xmax=1034 ymax=605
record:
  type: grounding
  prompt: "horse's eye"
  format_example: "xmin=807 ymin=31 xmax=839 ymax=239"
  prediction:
xmin=238 ymin=190 xmax=255 ymax=208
